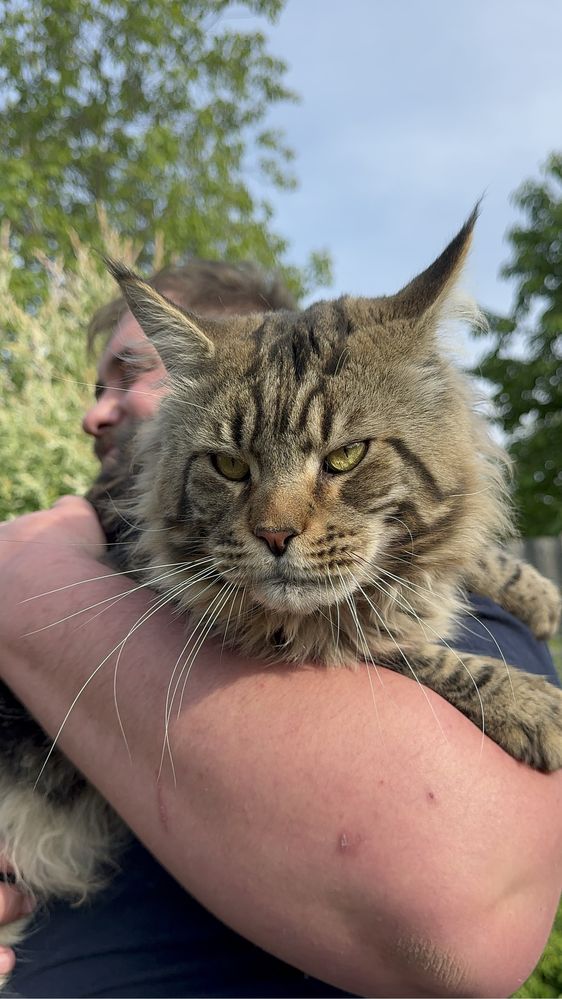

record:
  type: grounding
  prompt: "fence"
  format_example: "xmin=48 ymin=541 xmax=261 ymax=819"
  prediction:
xmin=507 ymin=535 xmax=562 ymax=592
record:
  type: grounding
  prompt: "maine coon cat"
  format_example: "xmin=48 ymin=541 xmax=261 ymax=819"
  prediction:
xmin=0 ymin=209 xmax=560 ymax=984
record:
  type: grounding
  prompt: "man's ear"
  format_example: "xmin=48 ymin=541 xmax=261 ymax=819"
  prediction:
xmin=104 ymin=258 xmax=215 ymax=372
xmin=390 ymin=204 xmax=479 ymax=328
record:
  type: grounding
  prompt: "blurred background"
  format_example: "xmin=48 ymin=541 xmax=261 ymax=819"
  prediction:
xmin=0 ymin=2 xmax=560 ymax=991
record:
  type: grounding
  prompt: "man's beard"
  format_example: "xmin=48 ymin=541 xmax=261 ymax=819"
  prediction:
xmin=94 ymin=421 xmax=138 ymax=468
xmin=86 ymin=420 xmax=143 ymax=557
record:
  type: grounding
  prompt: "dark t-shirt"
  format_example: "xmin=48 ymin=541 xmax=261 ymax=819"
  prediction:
xmin=9 ymin=598 xmax=560 ymax=998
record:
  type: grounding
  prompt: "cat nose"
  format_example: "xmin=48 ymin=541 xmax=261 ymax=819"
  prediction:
xmin=254 ymin=527 xmax=298 ymax=556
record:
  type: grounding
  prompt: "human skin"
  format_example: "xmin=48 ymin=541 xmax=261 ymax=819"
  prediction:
xmin=82 ymin=308 xmax=170 ymax=467
xmin=0 ymin=498 xmax=561 ymax=997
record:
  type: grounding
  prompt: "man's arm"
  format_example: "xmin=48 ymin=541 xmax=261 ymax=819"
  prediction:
xmin=1 ymin=498 xmax=561 ymax=997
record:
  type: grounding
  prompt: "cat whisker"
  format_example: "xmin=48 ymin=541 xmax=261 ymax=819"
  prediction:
xmin=349 ymin=556 xmax=487 ymax=741
xmin=32 ymin=563 xmax=225 ymax=786
xmin=111 ymin=574 xmax=207 ymax=762
xmin=335 ymin=568 xmax=386 ymax=739
xmin=344 ymin=567 xmax=449 ymax=744
xmin=160 ymin=571 xmax=231 ymax=732
xmin=230 ymin=583 xmax=248 ymax=651
xmin=21 ymin=559 xmax=217 ymax=636
xmin=323 ymin=571 xmax=337 ymax=651
xmin=49 ymin=374 xmax=166 ymax=398
xmin=160 ymin=576 xmax=234 ymax=781
xmin=220 ymin=581 xmax=242 ymax=660
xmin=176 ymin=581 xmax=237 ymax=714
xmin=99 ymin=493 xmax=174 ymax=534
xmin=385 ymin=516 xmax=416 ymax=556
xmin=21 ymin=560 xmax=201 ymax=602
xmin=358 ymin=555 xmax=514 ymax=701
xmin=50 ymin=373 xmax=211 ymax=412
xmin=380 ymin=548 xmax=422 ymax=566
xmin=165 ymin=576 xmax=234 ymax=725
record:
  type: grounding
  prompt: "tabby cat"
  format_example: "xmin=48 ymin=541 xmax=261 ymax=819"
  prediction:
xmin=0 ymin=210 xmax=560 ymax=982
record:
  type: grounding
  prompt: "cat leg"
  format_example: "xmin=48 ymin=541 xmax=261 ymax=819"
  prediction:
xmin=379 ymin=644 xmax=562 ymax=772
xmin=465 ymin=549 xmax=561 ymax=640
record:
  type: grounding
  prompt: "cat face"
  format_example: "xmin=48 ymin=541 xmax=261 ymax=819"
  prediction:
xmin=133 ymin=296 xmax=477 ymax=614
xmin=106 ymin=208 xmax=506 ymax=616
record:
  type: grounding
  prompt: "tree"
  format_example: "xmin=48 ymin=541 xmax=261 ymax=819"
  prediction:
xmin=0 ymin=224 xmax=128 ymax=520
xmin=0 ymin=0 xmax=330 ymax=303
xmin=476 ymin=154 xmax=562 ymax=536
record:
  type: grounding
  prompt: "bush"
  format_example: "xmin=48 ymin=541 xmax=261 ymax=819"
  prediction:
xmin=514 ymin=904 xmax=562 ymax=998
xmin=0 ymin=224 xmax=137 ymax=519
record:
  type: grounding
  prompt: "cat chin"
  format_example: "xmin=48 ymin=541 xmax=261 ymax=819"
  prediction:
xmin=252 ymin=579 xmax=339 ymax=614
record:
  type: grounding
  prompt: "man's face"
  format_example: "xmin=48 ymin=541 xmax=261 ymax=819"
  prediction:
xmin=82 ymin=309 xmax=168 ymax=469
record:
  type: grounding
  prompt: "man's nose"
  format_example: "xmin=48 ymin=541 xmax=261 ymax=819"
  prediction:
xmin=82 ymin=393 xmax=122 ymax=437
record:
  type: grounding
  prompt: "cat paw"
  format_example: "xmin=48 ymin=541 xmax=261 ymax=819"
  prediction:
xmin=487 ymin=672 xmax=562 ymax=772
xmin=510 ymin=569 xmax=561 ymax=641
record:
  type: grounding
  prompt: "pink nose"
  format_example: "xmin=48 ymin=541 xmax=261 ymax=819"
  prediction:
xmin=254 ymin=527 xmax=298 ymax=556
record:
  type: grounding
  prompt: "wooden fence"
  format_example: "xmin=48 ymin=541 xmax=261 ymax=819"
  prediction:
xmin=507 ymin=535 xmax=562 ymax=592
xmin=506 ymin=535 xmax=562 ymax=634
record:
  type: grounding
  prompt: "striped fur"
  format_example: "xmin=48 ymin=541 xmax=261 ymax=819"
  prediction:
xmin=108 ymin=212 xmax=561 ymax=771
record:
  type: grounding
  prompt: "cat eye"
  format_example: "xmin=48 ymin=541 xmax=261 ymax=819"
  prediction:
xmin=324 ymin=441 xmax=368 ymax=474
xmin=213 ymin=453 xmax=251 ymax=481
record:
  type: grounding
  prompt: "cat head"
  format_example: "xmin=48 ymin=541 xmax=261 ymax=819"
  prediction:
xmin=106 ymin=208 xmax=507 ymax=615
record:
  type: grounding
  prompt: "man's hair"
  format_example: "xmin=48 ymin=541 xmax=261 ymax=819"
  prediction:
xmin=88 ymin=258 xmax=296 ymax=350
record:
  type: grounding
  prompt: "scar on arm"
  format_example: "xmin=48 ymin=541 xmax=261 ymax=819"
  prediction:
xmin=395 ymin=933 xmax=470 ymax=996
xmin=337 ymin=830 xmax=364 ymax=856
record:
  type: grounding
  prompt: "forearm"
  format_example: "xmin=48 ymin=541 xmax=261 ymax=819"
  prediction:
xmin=2 ymin=536 xmax=561 ymax=996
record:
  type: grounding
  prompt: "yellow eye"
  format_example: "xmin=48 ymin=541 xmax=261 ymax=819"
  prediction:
xmin=324 ymin=441 xmax=368 ymax=474
xmin=213 ymin=453 xmax=250 ymax=481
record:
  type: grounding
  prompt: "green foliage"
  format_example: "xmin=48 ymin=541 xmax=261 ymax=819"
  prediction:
xmin=514 ymin=630 xmax=562 ymax=997
xmin=514 ymin=902 xmax=562 ymax=998
xmin=475 ymin=154 xmax=562 ymax=536
xmin=0 ymin=228 xmax=132 ymax=519
xmin=0 ymin=0 xmax=330 ymax=303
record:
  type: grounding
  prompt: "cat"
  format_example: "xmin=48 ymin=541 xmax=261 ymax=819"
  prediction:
xmin=0 ymin=209 xmax=560 ymax=985
xmin=97 ymin=207 xmax=562 ymax=770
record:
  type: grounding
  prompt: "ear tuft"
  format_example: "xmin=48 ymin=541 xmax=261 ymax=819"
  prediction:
xmin=104 ymin=256 xmax=215 ymax=372
xmin=103 ymin=255 xmax=139 ymax=286
xmin=392 ymin=203 xmax=480 ymax=322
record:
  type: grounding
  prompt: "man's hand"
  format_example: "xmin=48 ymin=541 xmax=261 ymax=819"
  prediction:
xmin=0 ymin=497 xmax=106 ymax=570
xmin=0 ymin=865 xmax=36 ymax=974
xmin=0 ymin=497 xmax=108 ymax=646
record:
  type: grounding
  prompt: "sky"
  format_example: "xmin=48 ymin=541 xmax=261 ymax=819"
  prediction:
xmin=236 ymin=0 xmax=562 ymax=362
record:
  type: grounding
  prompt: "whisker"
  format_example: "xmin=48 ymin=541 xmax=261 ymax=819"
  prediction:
xmin=33 ymin=563 xmax=225 ymax=786
xmin=160 ymin=575 xmax=234 ymax=780
xmin=99 ymin=493 xmax=174 ymax=534
xmin=335 ymin=569 xmax=386 ymax=741
xmin=363 ymin=557 xmax=514 ymax=700
xmin=50 ymin=373 xmax=211 ymax=411
xmin=349 ymin=556 xmax=487 ymax=742
xmin=111 ymin=577 xmax=200 ymax=763
xmin=385 ymin=516 xmax=416 ymax=556
xmin=176 ymin=581 xmax=236 ymax=714
xmin=21 ymin=559 xmax=216 ymax=636
xmin=220 ymin=582 xmax=242 ymax=660
xmin=345 ymin=569 xmax=449 ymax=744
xmin=21 ymin=560 xmax=202 ymax=602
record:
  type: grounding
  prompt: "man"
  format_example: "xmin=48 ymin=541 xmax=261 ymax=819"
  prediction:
xmin=0 ymin=258 xmax=561 ymax=997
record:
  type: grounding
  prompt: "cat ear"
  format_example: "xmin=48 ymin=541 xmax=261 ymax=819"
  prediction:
xmin=104 ymin=258 xmax=215 ymax=371
xmin=390 ymin=204 xmax=479 ymax=327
